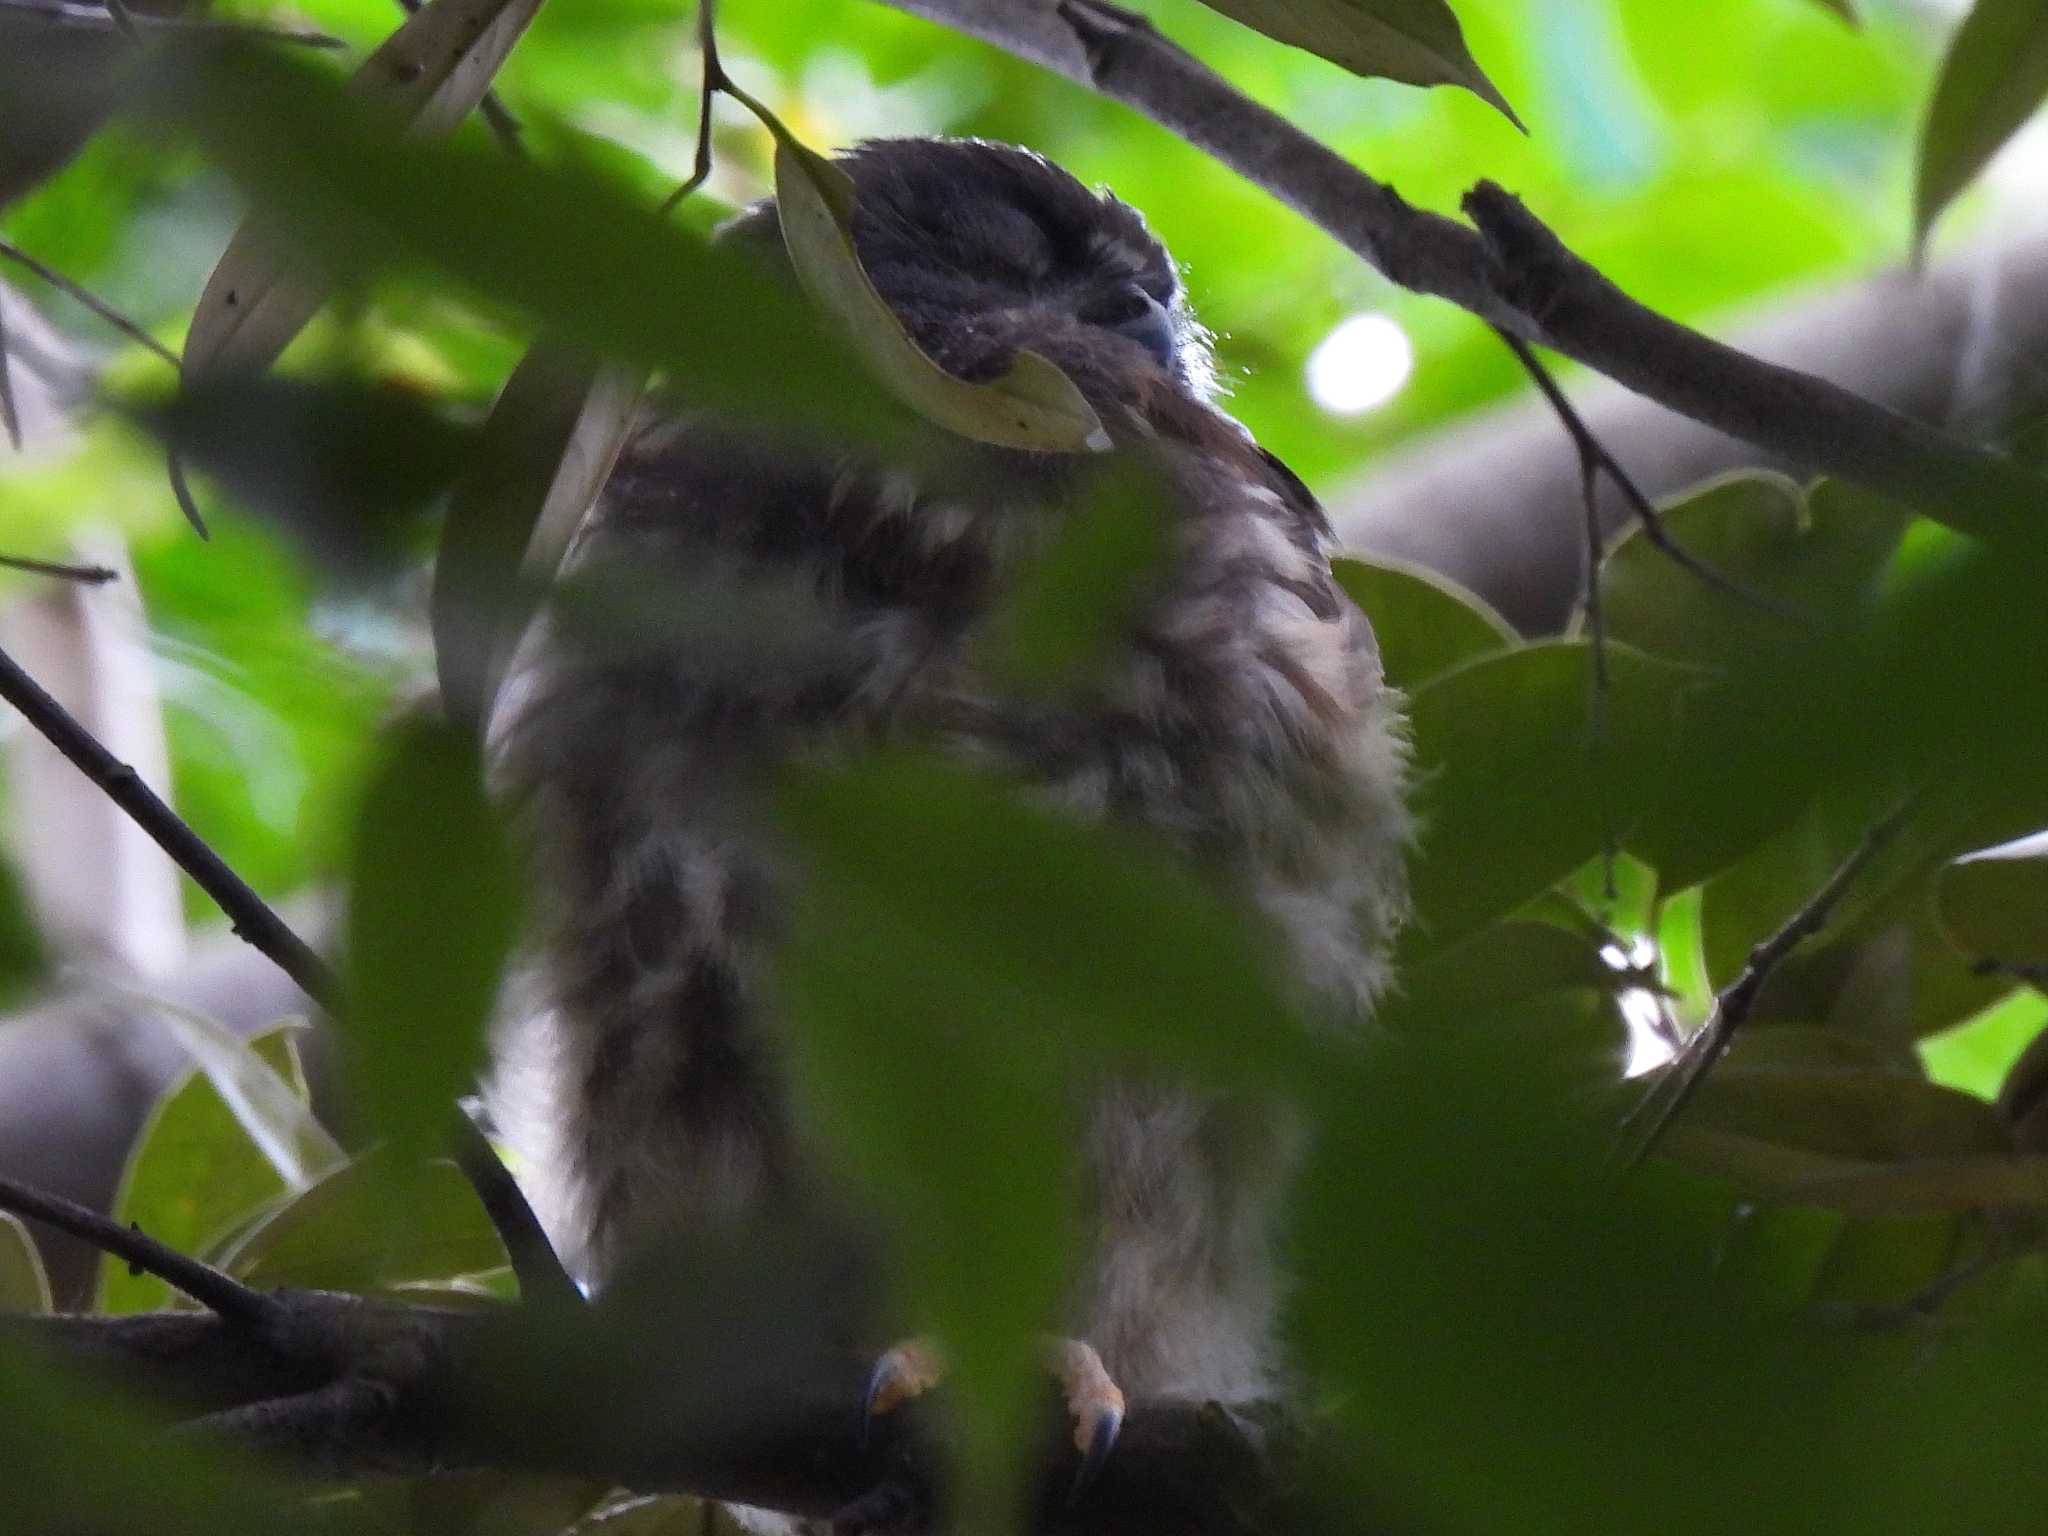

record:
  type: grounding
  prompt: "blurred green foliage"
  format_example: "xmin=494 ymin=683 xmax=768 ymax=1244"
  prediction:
xmin=3 ymin=0 xmax=2048 ymax=1533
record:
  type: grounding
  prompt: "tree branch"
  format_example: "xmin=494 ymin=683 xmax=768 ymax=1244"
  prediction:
xmin=0 ymin=640 xmax=580 ymax=1310
xmin=0 ymin=1285 xmax=1304 ymax=1535
xmin=871 ymin=0 xmax=2045 ymax=543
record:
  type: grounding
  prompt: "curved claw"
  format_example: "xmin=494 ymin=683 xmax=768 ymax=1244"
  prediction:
xmin=1068 ymin=1393 xmax=1123 ymax=1503
xmin=862 ymin=1336 xmax=945 ymax=1450
xmin=1050 ymin=1337 xmax=1126 ymax=1504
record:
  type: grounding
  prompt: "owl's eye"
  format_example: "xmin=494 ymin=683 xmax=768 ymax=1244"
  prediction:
xmin=1083 ymin=281 xmax=1176 ymax=371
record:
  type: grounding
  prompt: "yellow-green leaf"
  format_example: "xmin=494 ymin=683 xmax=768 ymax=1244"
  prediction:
xmin=0 ymin=1212 xmax=51 ymax=1314
xmin=735 ymin=88 xmax=1109 ymax=454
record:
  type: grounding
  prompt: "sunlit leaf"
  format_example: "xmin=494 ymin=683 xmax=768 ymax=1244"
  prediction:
xmin=343 ymin=714 xmax=521 ymax=1158
xmin=0 ymin=1211 xmax=52 ymax=1314
xmin=1192 ymin=0 xmax=1523 ymax=129
xmin=1332 ymin=552 xmax=1516 ymax=691
xmin=1914 ymin=0 xmax=2048 ymax=246
xmin=182 ymin=0 xmax=548 ymax=382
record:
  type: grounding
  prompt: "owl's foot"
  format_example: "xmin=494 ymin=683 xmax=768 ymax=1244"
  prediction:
xmin=860 ymin=1335 xmax=1126 ymax=1497
xmin=1047 ymin=1336 xmax=1125 ymax=1496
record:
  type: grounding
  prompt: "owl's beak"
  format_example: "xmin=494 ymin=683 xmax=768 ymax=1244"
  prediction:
xmin=1106 ymin=289 xmax=1177 ymax=374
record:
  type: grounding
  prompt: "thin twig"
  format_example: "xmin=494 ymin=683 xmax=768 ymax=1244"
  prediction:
xmin=0 ymin=0 xmax=343 ymax=45
xmin=0 ymin=238 xmax=183 ymax=369
xmin=0 ymin=552 xmax=119 ymax=583
xmin=0 ymin=641 xmax=579 ymax=1308
xmin=0 ymin=1173 xmax=279 ymax=1325
xmin=1616 ymin=794 xmax=1920 ymax=1166
xmin=1494 ymin=328 xmax=1801 ymax=622
xmin=392 ymin=0 xmax=526 ymax=157
xmin=99 ymin=0 xmax=137 ymax=37
xmin=0 ymin=641 xmax=339 ymax=1003
xmin=659 ymin=0 xmax=726 ymax=215
xmin=167 ymin=450 xmax=210 ymax=538
xmin=0 ymin=299 xmax=20 ymax=450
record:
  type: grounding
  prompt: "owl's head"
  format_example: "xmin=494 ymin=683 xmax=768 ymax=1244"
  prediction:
xmin=727 ymin=137 xmax=1214 ymax=410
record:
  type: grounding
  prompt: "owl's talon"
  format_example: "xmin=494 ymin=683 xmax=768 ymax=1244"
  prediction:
xmin=862 ymin=1335 xmax=945 ymax=1449
xmin=1050 ymin=1336 xmax=1125 ymax=1502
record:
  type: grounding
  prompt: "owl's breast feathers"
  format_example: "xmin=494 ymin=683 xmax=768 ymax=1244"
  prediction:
xmin=541 ymin=378 xmax=1411 ymax=1020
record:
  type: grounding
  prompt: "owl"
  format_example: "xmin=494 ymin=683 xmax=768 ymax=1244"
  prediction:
xmin=490 ymin=137 xmax=1411 ymax=1485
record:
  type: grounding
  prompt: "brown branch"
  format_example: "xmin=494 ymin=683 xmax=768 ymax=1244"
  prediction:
xmin=0 ymin=1285 xmax=1303 ymax=1536
xmin=1616 ymin=795 xmax=1920 ymax=1165
xmin=0 ymin=1173 xmax=278 ymax=1326
xmin=870 ymin=0 xmax=2047 ymax=544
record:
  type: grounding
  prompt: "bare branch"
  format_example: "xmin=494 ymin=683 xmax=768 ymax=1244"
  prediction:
xmin=0 ymin=1173 xmax=278 ymax=1325
xmin=1 ymin=1284 xmax=1304 ymax=1536
xmin=0 ymin=641 xmax=579 ymax=1309
xmin=870 ymin=0 xmax=2046 ymax=542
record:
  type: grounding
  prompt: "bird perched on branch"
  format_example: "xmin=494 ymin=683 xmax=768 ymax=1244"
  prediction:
xmin=491 ymin=136 xmax=1410 ymax=1484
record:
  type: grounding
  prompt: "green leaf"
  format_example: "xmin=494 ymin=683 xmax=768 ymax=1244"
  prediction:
xmin=0 ymin=1212 xmax=51 ymax=1314
xmin=1401 ymin=639 xmax=1700 ymax=955
xmin=1914 ymin=0 xmax=2048 ymax=246
xmin=1331 ymin=553 xmax=1516 ymax=692
xmin=183 ymin=0 xmax=548 ymax=382
xmin=1922 ymin=989 xmax=2048 ymax=1100
xmin=129 ymin=374 xmax=478 ymax=570
xmin=434 ymin=339 xmax=645 ymax=733
xmin=1599 ymin=474 xmax=1910 ymax=890
xmin=1392 ymin=919 xmax=1619 ymax=1023
xmin=775 ymin=752 xmax=1303 ymax=1520
xmin=218 ymin=1152 xmax=508 ymax=1293
xmin=1193 ymin=0 xmax=1524 ymax=129
xmin=1683 ymin=1065 xmax=2009 ymax=1163
xmin=158 ymin=43 xmax=886 ymax=446
xmin=1939 ymin=832 xmax=2048 ymax=968
xmin=99 ymin=1019 xmax=340 ymax=1313
xmin=738 ymin=87 xmax=1109 ymax=454
xmin=975 ymin=463 xmax=1166 ymax=689
xmin=343 ymin=714 xmax=521 ymax=1159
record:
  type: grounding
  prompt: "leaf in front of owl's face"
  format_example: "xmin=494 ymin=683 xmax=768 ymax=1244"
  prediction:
xmin=731 ymin=86 xmax=1110 ymax=455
